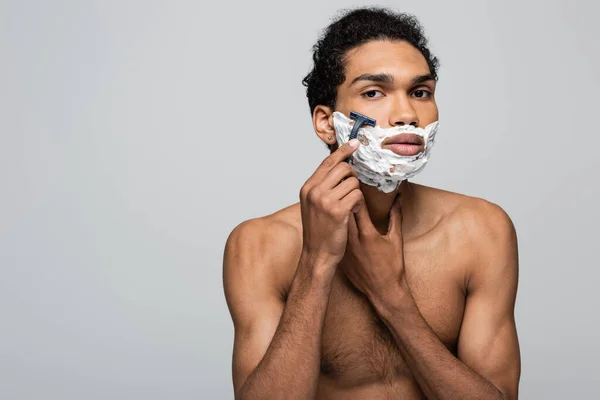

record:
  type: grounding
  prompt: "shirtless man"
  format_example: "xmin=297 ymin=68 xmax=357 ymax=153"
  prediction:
xmin=223 ymin=8 xmax=520 ymax=399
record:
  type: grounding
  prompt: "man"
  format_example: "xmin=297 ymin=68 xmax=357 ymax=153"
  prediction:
xmin=223 ymin=7 xmax=520 ymax=400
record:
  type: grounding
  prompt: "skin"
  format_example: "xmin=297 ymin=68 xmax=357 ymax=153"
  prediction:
xmin=223 ymin=39 xmax=521 ymax=399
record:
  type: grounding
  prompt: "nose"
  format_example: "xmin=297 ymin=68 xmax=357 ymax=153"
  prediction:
xmin=389 ymin=95 xmax=419 ymax=127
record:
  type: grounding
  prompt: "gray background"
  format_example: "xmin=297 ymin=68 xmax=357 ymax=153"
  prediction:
xmin=1 ymin=0 xmax=598 ymax=398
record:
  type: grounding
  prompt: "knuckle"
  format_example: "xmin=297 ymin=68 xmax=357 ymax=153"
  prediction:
xmin=321 ymin=156 xmax=335 ymax=168
xmin=351 ymin=188 xmax=364 ymax=202
xmin=306 ymin=187 xmax=319 ymax=203
xmin=300 ymin=184 xmax=310 ymax=199
xmin=347 ymin=177 xmax=359 ymax=189
xmin=320 ymin=194 xmax=334 ymax=210
xmin=331 ymin=164 xmax=345 ymax=177
xmin=331 ymin=207 xmax=346 ymax=220
xmin=324 ymin=195 xmax=342 ymax=215
xmin=341 ymin=163 xmax=353 ymax=175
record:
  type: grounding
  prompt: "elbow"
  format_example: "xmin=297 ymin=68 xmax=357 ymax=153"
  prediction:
xmin=234 ymin=388 xmax=246 ymax=400
xmin=233 ymin=381 xmax=247 ymax=400
xmin=234 ymin=383 xmax=251 ymax=400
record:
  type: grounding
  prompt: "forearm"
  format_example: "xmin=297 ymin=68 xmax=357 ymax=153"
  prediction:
xmin=237 ymin=253 xmax=335 ymax=400
xmin=373 ymin=283 xmax=504 ymax=400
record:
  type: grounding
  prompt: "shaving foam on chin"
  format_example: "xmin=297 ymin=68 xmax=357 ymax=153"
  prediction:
xmin=332 ymin=111 xmax=440 ymax=193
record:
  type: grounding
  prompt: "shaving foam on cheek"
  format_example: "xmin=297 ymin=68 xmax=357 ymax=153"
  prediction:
xmin=332 ymin=111 xmax=440 ymax=193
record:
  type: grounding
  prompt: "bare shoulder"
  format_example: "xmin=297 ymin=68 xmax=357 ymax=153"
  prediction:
xmin=416 ymin=184 xmax=516 ymax=245
xmin=426 ymin=188 xmax=518 ymax=289
xmin=224 ymin=202 xmax=303 ymax=266
xmin=415 ymin=184 xmax=517 ymax=276
xmin=452 ymin=194 xmax=516 ymax=256
xmin=223 ymin=203 xmax=303 ymax=303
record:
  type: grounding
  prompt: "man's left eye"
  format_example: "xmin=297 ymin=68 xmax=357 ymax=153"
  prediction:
xmin=411 ymin=90 xmax=431 ymax=98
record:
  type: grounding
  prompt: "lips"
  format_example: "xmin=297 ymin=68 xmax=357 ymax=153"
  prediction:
xmin=382 ymin=133 xmax=424 ymax=156
xmin=382 ymin=133 xmax=424 ymax=146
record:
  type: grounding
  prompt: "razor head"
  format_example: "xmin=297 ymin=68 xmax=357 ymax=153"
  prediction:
xmin=348 ymin=110 xmax=376 ymax=140
xmin=345 ymin=111 xmax=377 ymax=163
xmin=349 ymin=111 xmax=376 ymax=127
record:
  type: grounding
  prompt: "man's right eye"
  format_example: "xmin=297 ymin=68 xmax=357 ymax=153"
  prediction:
xmin=362 ymin=90 xmax=383 ymax=99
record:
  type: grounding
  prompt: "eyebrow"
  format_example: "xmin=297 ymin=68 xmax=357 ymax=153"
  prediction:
xmin=349 ymin=73 xmax=435 ymax=87
xmin=412 ymin=74 xmax=435 ymax=85
xmin=350 ymin=73 xmax=395 ymax=86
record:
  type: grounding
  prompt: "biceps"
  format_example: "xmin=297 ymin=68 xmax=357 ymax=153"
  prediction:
xmin=457 ymin=291 xmax=521 ymax=397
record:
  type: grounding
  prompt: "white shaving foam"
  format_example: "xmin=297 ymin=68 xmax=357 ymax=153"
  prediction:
xmin=333 ymin=111 xmax=439 ymax=193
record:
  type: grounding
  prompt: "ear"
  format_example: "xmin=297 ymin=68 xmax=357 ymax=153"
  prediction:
xmin=312 ymin=105 xmax=337 ymax=147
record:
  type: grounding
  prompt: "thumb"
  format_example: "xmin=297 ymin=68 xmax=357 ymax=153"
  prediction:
xmin=354 ymin=200 xmax=376 ymax=235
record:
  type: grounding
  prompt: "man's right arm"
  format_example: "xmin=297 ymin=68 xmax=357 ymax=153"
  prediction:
xmin=223 ymin=139 xmax=363 ymax=399
xmin=223 ymin=220 xmax=336 ymax=400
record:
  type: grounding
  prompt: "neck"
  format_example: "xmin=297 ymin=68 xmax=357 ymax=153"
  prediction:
xmin=360 ymin=180 xmax=415 ymax=235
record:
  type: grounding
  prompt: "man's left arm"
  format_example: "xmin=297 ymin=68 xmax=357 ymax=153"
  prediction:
xmin=372 ymin=206 xmax=521 ymax=400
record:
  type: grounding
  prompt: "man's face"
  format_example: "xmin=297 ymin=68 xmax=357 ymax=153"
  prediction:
xmin=334 ymin=40 xmax=438 ymax=129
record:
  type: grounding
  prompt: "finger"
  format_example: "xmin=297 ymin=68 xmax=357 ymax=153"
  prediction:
xmin=354 ymin=198 xmax=377 ymax=236
xmin=387 ymin=193 xmax=403 ymax=238
xmin=340 ymin=188 xmax=364 ymax=215
xmin=319 ymin=162 xmax=357 ymax=190
xmin=330 ymin=138 xmax=360 ymax=164
xmin=330 ymin=176 xmax=359 ymax=200
xmin=308 ymin=139 xmax=360 ymax=183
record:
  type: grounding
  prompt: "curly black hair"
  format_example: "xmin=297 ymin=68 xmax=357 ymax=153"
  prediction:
xmin=302 ymin=7 xmax=440 ymax=115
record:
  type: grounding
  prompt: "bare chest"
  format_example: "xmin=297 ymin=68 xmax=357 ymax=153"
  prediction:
xmin=320 ymin=247 xmax=467 ymax=386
